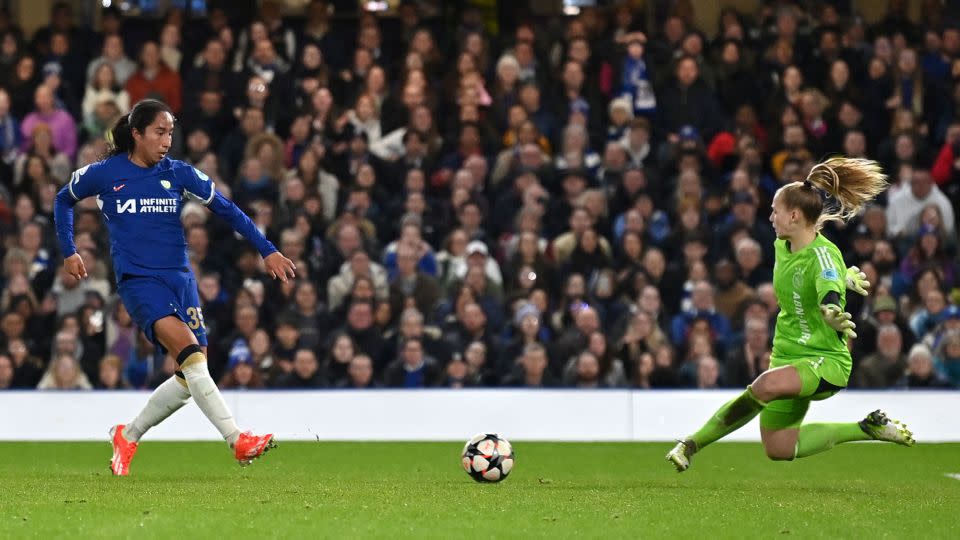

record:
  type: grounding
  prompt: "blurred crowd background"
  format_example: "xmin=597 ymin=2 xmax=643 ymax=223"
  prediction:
xmin=0 ymin=0 xmax=957 ymax=392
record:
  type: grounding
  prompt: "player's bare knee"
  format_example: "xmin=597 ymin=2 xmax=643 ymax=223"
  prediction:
xmin=751 ymin=374 xmax=778 ymax=402
xmin=764 ymin=446 xmax=795 ymax=461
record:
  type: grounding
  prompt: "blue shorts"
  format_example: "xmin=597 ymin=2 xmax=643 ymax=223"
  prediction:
xmin=117 ymin=268 xmax=207 ymax=352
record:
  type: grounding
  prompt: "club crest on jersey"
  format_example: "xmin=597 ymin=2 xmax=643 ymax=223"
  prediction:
xmin=792 ymin=268 xmax=804 ymax=289
xmin=160 ymin=180 xmax=172 ymax=189
xmin=821 ymin=268 xmax=839 ymax=281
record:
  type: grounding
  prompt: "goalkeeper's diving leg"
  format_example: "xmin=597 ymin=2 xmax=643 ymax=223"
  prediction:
xmin=665 ymin=363 xmax=914 ymax=472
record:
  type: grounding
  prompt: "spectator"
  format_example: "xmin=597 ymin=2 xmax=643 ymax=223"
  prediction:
xmin=0 ymin=88 xmax=20 ymax=164
xmin=8 ymin=338 xmax=42 ymax=388
xmin=81 ymin=63 xmax=130 ymax=132
xmin=658 ymin=56 xmax=723 ymax=142
xmin=384 ymin=337 xmax=441 ymax=388
xmin=340 ymin=300 xmax=386 ymax=369
xmin=670 ymin=281 xmax=732 ymax=352
xmin=340 ymin=354 xmax=379 ymax=389
xmin=0 ymin=353 xmax=13 ymax=389
xmin=322 ymin=332 xmax=356 ymax=387
xmin=897 ymin=343 xmax=953 ymax=388
xmin=94 ymin=354 xmax=131 ymax=390
xmin=566 ymin=350 xmax=605 ymax=388
xmin=219 ymin=353 xmax=265 ymax=390
xmin=273 ymin=348 xmax=325 ymax=388
xmin=327 ymin=249 xmax=389 ymax=313
xmin=734 ymin=236 xmax=772 ymax=288
xmin=562 ymin=330 xmax=627 ymax=388
xmin=8 ymin=55 xmax=40 ymax=120
xmin=282 ymin=281 xmax=327 ymax=352
xmin=502 ymin=343 xmax=556 ymax=388
xmin=388 ymin=241 xmax=442 ymax=321
xmin=19 ymin=84 xmax=76 ymax=159
xmin=934 ymin=329 xmax=960 ymax=387
xmin=86 ymin=34 xmax=136 ymax=87
xmin=37 ymin=352 xmax=92 ymax=390
xmin=125 ymin=41 xmax=182 ymax=115
xmin=713 ymin=258 xmax=755 ymax=321
xmin=443 ymin=300 xmax=500 ymax=361
xmin=159 ymin=23 xmax=182 ymax=72
xmin=855 ymin=325 xmax=908 ymax=388
xmin=696 ymin=356 xmax=722 ymax=389
xmin=909 ymin=289 xmax=949 ymax=339
xmin=724 ymin=318 xmax=771 ymax=387
xmin=383 ymin=307 xmax=448 ymax=369
xmin=462 ymin=340 xmax=497 ymax=387
xmin=15 ymin=124 xmax=71 ymax=186
xmin=886 ymin=168 xmax=955 ymax=238
xmin=553 ymin=207 xmax=612 ymax=265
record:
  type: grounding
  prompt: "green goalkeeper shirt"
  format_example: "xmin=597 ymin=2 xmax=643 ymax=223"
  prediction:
xmin=771 ymin=233 xmax=851 ymax=374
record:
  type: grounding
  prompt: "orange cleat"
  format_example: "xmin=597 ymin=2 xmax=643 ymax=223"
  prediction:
xmin=233 ymin=431 xmax=276 ymax=466
xmin=109 ymin=424 xmax=138 ymax=476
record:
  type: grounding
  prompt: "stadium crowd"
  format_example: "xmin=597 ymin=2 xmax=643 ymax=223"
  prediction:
xmin=0 ymin=0 xmax=958 ymax=392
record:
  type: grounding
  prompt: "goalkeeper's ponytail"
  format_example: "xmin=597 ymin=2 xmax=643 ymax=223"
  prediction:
xmin=779 ymin=157 xmax=889 ymax=231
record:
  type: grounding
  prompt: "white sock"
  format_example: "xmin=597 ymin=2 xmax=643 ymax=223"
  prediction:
xmin=181 ymin=358 xmax=241 ymax=445
xmin=124 ymin=376 xmax=191 ymax=442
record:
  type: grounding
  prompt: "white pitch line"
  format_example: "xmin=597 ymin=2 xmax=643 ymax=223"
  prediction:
xmin=945 ymin=473 xmax=960 ymax=481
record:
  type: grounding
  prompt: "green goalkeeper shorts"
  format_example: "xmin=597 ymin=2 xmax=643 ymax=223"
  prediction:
xmin=759 ymin=355 xmax=849 ymax=430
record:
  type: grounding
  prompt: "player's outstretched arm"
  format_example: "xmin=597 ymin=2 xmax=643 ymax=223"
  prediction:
xmin=53 ymin=184 xmax=88 ymax=281
xmin=207 ymin=192 xmax=296 ymax=282
xmin=845 ymin=265 xmax=870 ymax=296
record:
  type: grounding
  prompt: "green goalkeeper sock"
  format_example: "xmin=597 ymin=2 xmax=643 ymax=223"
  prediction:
xmin=688 ymin=386 xmax=767 ymax=451
xmin=794 ymin=423 xmax=870 ymax=458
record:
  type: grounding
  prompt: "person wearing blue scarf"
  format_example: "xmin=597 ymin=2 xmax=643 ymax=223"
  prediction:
xmin=0 ymin=88 xmax=19 ymax=163
xmin=619 ymin=36 xmax=655 ymax=118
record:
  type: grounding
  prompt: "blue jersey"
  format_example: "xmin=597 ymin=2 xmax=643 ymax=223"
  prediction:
xmin=66 ymin=155 xmax=214 ymax=277
xmin=54 ymin=153 xmax=278 ymax=350
xmin=55 ymin=154 xmax=277 ymax=279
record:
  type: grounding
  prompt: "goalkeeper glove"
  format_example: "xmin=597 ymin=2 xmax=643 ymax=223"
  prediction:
xmin=845 ymin=266 xmax=870 ymax=296
xmin=820 ymin=304 xmax=857 ymax=339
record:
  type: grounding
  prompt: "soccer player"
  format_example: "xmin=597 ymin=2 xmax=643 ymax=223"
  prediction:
xmin=54 ymin=99 xmax=297 ymax=475
xmin=666 ymin=157 xmax=914 ymax=472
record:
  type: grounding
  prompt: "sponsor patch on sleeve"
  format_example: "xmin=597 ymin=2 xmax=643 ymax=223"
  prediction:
xmin=821 ymin=268 xmax=839 ymax=280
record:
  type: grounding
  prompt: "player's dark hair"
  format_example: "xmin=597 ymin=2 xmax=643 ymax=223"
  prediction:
xmin=107 ymin=99 xmax=173 ymax=157
xmin=778 ymin=157 xmax=888 ymax=231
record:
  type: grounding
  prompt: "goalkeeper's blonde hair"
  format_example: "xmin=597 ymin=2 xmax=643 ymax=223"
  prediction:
xmin=779 ymin=157 xmax=889 ymax=230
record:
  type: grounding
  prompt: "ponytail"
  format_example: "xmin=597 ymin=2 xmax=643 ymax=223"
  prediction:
xmin=806 ymin=157 xmax=888 ymax=229
xmin=106 ymin=99 xmax=174 ymax=157
xmin=107 ymin=113 xmax=134 ymax=156
xmin=778 ymin=156 xmax=889 ymax=231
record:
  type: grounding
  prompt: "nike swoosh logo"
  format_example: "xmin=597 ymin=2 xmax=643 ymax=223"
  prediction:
xmin=113 ymin=184 xmax=125 ymax=191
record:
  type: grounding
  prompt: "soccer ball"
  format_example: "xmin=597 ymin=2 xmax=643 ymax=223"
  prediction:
xmin=461 ymin=433 xmax=515 ymax=483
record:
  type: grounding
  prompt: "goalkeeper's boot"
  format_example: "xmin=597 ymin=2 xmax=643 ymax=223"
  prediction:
xmin=109 ymin=424 xmax=138 ymax=476
xmin=233 ymin=431 xmax=277 ymax=466
xmin=666 ymin=439 xmax=698 ymax=472
xmin=859 ymin=410 xmax=915 ymax=447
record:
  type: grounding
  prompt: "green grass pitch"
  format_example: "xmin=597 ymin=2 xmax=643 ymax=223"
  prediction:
xmin=1 ymin=441 xmax=958 ymax=538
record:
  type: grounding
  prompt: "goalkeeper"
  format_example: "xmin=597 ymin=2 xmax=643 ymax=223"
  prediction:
xmin=667 ymin=157 xmax=914 ymax=471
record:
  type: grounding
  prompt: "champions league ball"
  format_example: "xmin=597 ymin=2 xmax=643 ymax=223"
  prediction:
xmin=461 ymin=433 xmax=515 ymax=483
